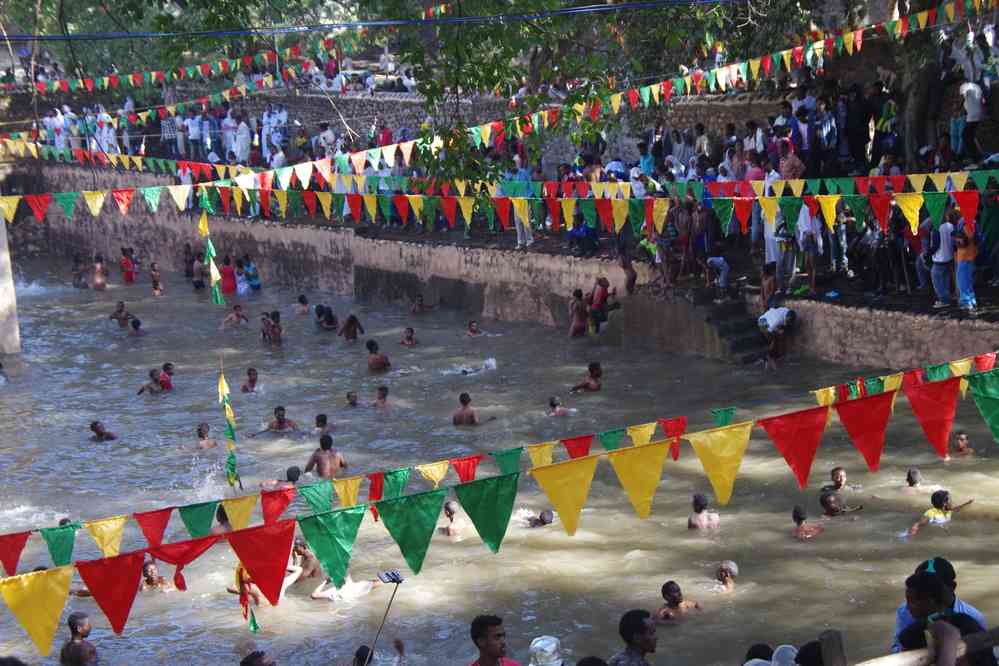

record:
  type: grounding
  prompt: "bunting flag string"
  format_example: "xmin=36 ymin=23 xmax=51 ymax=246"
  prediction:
xmin=0 ymin=566 xmax=73 ymax=656
xmin=74 ymin=551 xmax=144 ymax=635
xmin=684 ymin=422 xmax=753 ymax=505
xmin=453 ymin=474 xmax=519 ymax=554
xmin=530 ymin=455 xmax=600 ymax=536
xmin=607 ymin=441 xmax=670 ymax=519
xmin=757 ymin=406 xmax=829 ymax=489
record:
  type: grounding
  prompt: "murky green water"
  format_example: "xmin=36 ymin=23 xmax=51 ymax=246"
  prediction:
xmin=1 ymin=261 xmax=998 ymax=665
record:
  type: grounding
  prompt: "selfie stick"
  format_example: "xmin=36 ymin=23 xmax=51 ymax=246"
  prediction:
xmin=364 ymin=570 xmax=404 ymax=666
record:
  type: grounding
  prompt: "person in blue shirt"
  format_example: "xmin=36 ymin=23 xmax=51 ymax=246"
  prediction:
xmin=891 ymin=557 xmax=986 ymax=653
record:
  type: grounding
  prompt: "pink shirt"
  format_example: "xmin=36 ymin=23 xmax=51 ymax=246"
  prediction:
xmin=745 ymin=166 xmax=765 ymax=181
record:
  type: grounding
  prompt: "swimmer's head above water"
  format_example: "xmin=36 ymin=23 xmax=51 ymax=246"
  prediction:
xmin=692 ymin=493 xmax=709 ymax=514
xmin=346 ymin=391 xmax=358 ymax=407
xmin=906 ymin=468 xmax=922 ymax=487
xmin=716 ymin=560 xmax=739 ymax=582
xmin=196 ymin=422 xmax=210 ymax=439
xmin=285 ymin=466 xmax=301 ymax=483
xmin=661 ymin=580 xmax=683 ymax=607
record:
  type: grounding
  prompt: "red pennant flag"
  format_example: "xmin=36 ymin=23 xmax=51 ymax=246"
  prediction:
xmin=953 ymin=191 xmax=980 ymax=227
xmin=868 ymin=193 xmax=892 ymax=233
xmin=626 ymin=89 xmax=640 ymax=110
xmin=658 ymin=416 xmax=687 ymax=461
xmin=440 ymin=196 xmax=458 ymax=228
xmin=218 ymin=187 xmax=232 ymax=216
xmin=733 ymin=198 xmax=754 ymax=234
xmin=904 ymin=377 xmax=962 ymax=458
xmin=199 ymin=63 xmax=211 ymax=77
xmin=855 ymin=30 xmax=864 ymax=52
xmin=543 ymin=181 xmax=559 ymax=198
xmin=493 ymin=197 xmax=512 ymax=231
xmin=588 ymin=99 xmax=602 ymax=122
xmin=855 ymin=176 xmax=871 ymax=194
xmin=561 ymin=181 xmax=574 ymax=199
xmin=75 ymin=551 xmax=144 ymax=634
xmin=792 ymin=46 xmax=805 ymax=66
xmin=575 ymin=181 xmax=590 ymax=198
xmin=261 ymin=487 xmax=296 ymax=524
xmin=595 ymin=198 xmax=614 ymax=233
xmin=975 ymin=352 xmax=997 ymax=372
xmin=367 ymin=471 xmax=385 ymax=521
xmin=84 ymin=78 xmax=94 ymax=92
xmin=346 ymin=194 xmax=362 ymax=222
xmin=545 ymin=197 xmax=562 ymax=231
xmin=24 ymin=193 xmax=52 ymax=222
xmin=226 ymin=520 xmax=296 ymax=606
xmin=889 ymin=175 xmax=906 ymax=194
xmin=133 ymin=507 xmax=173 ymax=547
xmin=393 ymin=194 xmax=411 ymax=223
xmin=450 ymin=455 xmax=484 ymax=483
xmin=803 ymin=195 xmax=819 ymax=218
xmin=757 ymin=405 xmax=829 ymax=489
xmin=706 ymin=182 xmax=722 ymax=198
xmin=561 ymin=434 xmax=594 ymax=459
xmin=258 ymin=171 xmax=273 ymax=190
xmin=112 ymin=188 xmax=136 ymax=216
xmin=491 ymin=121 xmax=505 ymax=148
xmin=869 ymin=176 xmax=885 ymax=193
xmin=0 ymin=531 xmax=31 ymax=576
xmin=834 ymin=391 xmax=895 ymax=472
xmin=902 ymin=368 xmax=925 ymax=391
xmin=644 ymin=198 xmax=655 ymax=234
xmin=149 ymin=534 xmax=221 ymax=590
xmin=301 ymin=190 xmax=317 ymax=217
xmin=661 ymin=79 xmax=673 ymax=103
xmin=259 ymin=189 xmax=270 ymax=218
xmin=439 ymin=183 xmax=451 ymax=197
xmin=547 ymin=108 xmax=560 ymax=127
xmin=928 ymin=8 xmax=937 ymax=25
xmin=761 ymin=54 xmax=772 ymax=76
xmin=109 ymin=74 xmax=119 ymax=89
xmin=242 ymin=56 xmax=253 ymax=68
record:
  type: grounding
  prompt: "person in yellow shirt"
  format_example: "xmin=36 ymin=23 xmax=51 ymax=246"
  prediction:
xmin=909 ymin=489 xmax=973 ymax=536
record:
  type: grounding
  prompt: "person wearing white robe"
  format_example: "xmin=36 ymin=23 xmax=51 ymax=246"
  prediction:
xmin=234 ymin=116 xmax=251 ymax=165
xmin=222 ymin=111 xmax=237 ymax=159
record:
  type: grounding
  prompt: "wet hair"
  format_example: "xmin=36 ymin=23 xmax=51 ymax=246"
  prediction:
xmin=795 ymin=641 xmax=824 ymax=666
xmin=538 ymin=509 xmax=554 ymax=525
xmin=955 ymin=430 xmax=968 ymax=439
xmin=320 ymin=434 xmax=333 ymax=451
xmin=377 ymin=386 xmax=388 ymax=397
xmin=58 ymin=518 xmax=71 ymax=526
xmin=404 ymin=327 xmax=414 ymax=335
xmin=549 ymin=396 xmax=561 ymax=409
xmin=352 ymin=646 xmax=373 ymax=666
xmin=67 ymin=611 xmax=89 ymax=635
xmin=315 ymin=304 xmax=326 ymax=318
xmin=930 ymin=489 xmax=950 ymax=510
xmin=274 ymin=406 xmax=286 ymax=416
xmin=298 ymin=294 xmax=308 ymax=305
xmin=468 ymin=320 xmax=478 ymax=328
xmin=792 ymin=505 xmax=807 ymax=526
xmin=148 ymin=368 xmax=160 ymax=379
xmin=459 ymin=392 xmax=471 ymax=406
xmin=692 ymin=493 xmax=708 ymax=513
xmin=162 ymin=362 xmax=173 ymax=373
xmin=914 ymin=557 xmax=957 ymax=587
xmin=745 ymin=644 xmax=774 ymax=662
xmin=316 ymin=414 xmax=328 ymax=427
xmin=470 ymin=614 xmax=503 ymax=645
xmin=819 ymin=491 xmax=840 ymax=512
xmin=247 ymin=367 xmax=257 ymax=376
xmin=618 ymin=609 xmax=651 ymax=645
xmin=661 ymin=580 xmax=682 ymax=604
xmin=89 ymin=421 xmax=101 ymax=431
xmin=223 ymin=255 xmax=232 ymax=266
xmin=366 ymin=339 xmax=379 ymax=353
xmin=131 ymin=318 xmax=142 ymax=330
xmin=197 ymin=422 xmax=210 ymax=437
xmin=286 ymin=466 xmax=301 ymax=482
xmin=95 ymin=254 xmax=104 ymax=263
xmin=588 ymin=361 xmax=602 ymax=376
xmin=270 ymin=311 xmax=280 ymax=324
xmin=906 ymin=468 xmax=922 ymax=486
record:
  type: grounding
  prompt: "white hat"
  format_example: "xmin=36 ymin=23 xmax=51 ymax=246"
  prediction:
xmin=528 ymin=636 xmax=563 ymax=666
xmin=630 ymin=166 xmax=642 ymax=181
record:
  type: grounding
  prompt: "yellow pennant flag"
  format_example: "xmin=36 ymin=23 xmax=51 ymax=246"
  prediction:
xmin=610 ymin=93 xmax=623 ymax=114
xmin=619 ymin=182 xmax=632 ymax=199
xmin=750 ymin=180 xmax=765 ymax=198
xmin=949 ymin=171 xmax=968 ymax=192
xmin=749 ymin=58 xmax=761 ymax=79
xmin=571 ymin=103 xmax=585 ymax=122
xmin=0 ymin=195 xmax=20 ymax=223
xmin=512 ymin=198 xmax=529 ymax=225
xmin=844 ymin=30 xmax=856 ymax=55
xmin=650 ymin=83 xmax=661 ymax=104
xmin=928 ymin=172 xmax=949 ymax=192
xmin=25 ymin=142 xmax=38 ymax=158
xmin=84 ymin=515 xmax=128 ymax=557
xmin=454 ymin=179 xmax=467 ymax=197
xmin=527 ymin=441 xmax=556 ymax=468
xmin=951 ymin=358 xmax=973 ymax=398
xmin=416 ymin=461 xmax=450 ymax=488
xmin=531 ymin=455 xmax=600 ymax=536
xmin=652 ymin=198 xmax=670 ymax=233
xmin=273 ymin=190 xmax=288 ymax=218
xmin=787 ymin=179 xmax=805 ymax=197
xmin=908 ymin=173 xmax=927 ymax=192
xmin=350 ymin=151 xmax=367 ymax=175
xmin=945 ymin=2 xmax=955 ymax=21
xmin=627 ymin=422 xmax=657 ymax=447
xmin=222 ymin=495 xmax=258 ymax=531
xmin=816 ymin=194 xmax=841 ymax=231
xmin=168 ymin=185 xmax=191 ymax=212
xmin=684 ymin=421 xmax=753 ymax=505
xmin=812 ymin=386 xmax=837 ymax=407
xmin=591 ymin=182 xmax=608 ymax=199
xmin=480 ymin=123 xmax=492 ymax=146
xmin=758 ymin=196 xmax=779 ymax=226
xmin=881 ymin=371 xmax=904 ymax=411
xmin=457 ymin=197 xmax=475 ymax=226
xmin=399 ymin=141 xmax=416 ymax=166
xmin=198 ymin=210 xmax=209 ymax=237
xmin=611 ymin=199 xmax=629 ymax=232
xmin=0 ymin=566 xmax=73 ymax=656
xmin=82 ymin=191 xmax=106 ymax=217
xmin=608 ymin=441 xmax=669 ymax=518
xmin=214 ymin=164 xmax=228 ymax=180
xmin=381 ymin=145 xmax=396 ymax=168
xmin=561 ymin=198 xmax=577 ymax=230
xmin=353 ymin=175 xmax=367 ymax=193
xmin=781 ymin=50 xmax=792 ymax=72
xmin=771 ymin=180 xmax=786 ymax=197
xmin=333 ymin=476 xmax=363 ymax=507
xmin=316 ymin=191 xmax=333 ymax=219
xmin=406 ymin=194 xmax=424 ymax=220
xmin=233 ymin=187 xmax=244 ymax=216
xmin=894 ymin=193 xmax=923 ymax=235
xmin=107 ymin=153 xmax=120 ymax=168
xmin=363 ymin=194 xmax=378 ymax=221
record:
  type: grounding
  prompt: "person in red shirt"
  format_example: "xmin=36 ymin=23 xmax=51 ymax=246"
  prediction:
xmin=469 ymin=615 xmax=521 ymax=666
xmin=377 ymin=121 xmax=392 ymax=147
xmin=159 ymin=362 xmax=175 ymax=390
xmin=119 ymin=247 xmax=135 ymax=284
xmin=220 ymin=255 xmax=237 ymax=295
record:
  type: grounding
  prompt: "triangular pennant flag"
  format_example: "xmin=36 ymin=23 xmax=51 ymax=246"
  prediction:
xmin=178 ymin=500 xmax=219 ymax=538
xmin=658 ymin=416 xmax=688 ymax=461
xmin=377 ymin=488 xmax=446 ymax=574
xmin=40 ymin=523 xmax=80 ymax=566
xmin=562 ymin=198 xmax=578 ymax=230
xmin=894 ymin=193 xmax=924 ymax=234
xmin=450 ymin=455 xmax=483 ymax=483
xmin=316 ymin=191 xmax=333 ymax=219
xmin=975 ymin=352 xmax=997 ymax=372
xmin=457 ymin=197 xmax=475 ymax=226
xmin=868 ymin=193 xmax=892 ymax=232
xmin=787 ymin=179 xmax=805 ymax=197
xmin=82 ymin=191 xmax=107 ymax=217
xmin=297 ymin=506 xmax=366 ymax=588
xmin=222 ymin=495 xmax=258 ymax=531
xmin=712 ymin=407 xmax=737 ymax=427
xmin=816 ymin=194 xmax=841 ymax=230
xmin=0 ymin=566 xmax=73 ymax=656
xmin=627 ymin=423 xmax=658 ymax=447
xmin=168 ymin=184 xmax=191 ymax=211
xmin=778 ymin=197 xmax=804 ymax=232
xmin=812 ymin=387 xmax=837 ymax=407
xmin=454 ymin=473 xmax=519 ymax=553
xmin=834 ymin=391 xmax=895 ymax=471
xmin=350 ymin=151 xmax=367 ymax=174
xmin=24 ymin=193 xmax=52 ymax=222
xmin=226 ymin=520 xmax=296 ymax=605
xmin=967 ymin=370 xmax=999 ymax=442
xmin=561 ymin=434 xmax=594 ymax=459
xmin=950 ymin=171 xmax=969 ymax=192
xmin=140 ymin=186 xmax=162 ymax=213
xmin=607 ymin=441 xmax=669 ymax=518
xmin=904 ymin=377 xmax=962 ymax=458
xmin=489 ymin=447 xmax=523 ymax=475
xmin=908 ymin=173 xmax=927 ymax=192
xmin=598 ymin=428 xmax=626 ymax=451
xmin=757 ymin=406 xmax=829 ymax=489
xmin=333 ymin=476 xmax=364 ymax=508
xmin=0 ymin=531 xmax=31 ymax=576
xmin=299 ymin=481 xmax=334 ymax=514
xmin=758 ymin=196 xmax=779 ymax=226
xmin=261 ymin=488 xmax=296 ymax=524
xmin=732 ymin=198 xmax=753 ymax=234
xmin=923 ymin=192 xmax=948 ymax=228
xmin=527 ymin=441 xmax=555 ymax=467
xmin=928 ymin=172 xmax=949 ymax=192
xmin=85 ymin=515 xmax=128 ymax=557
xmin=531 ymin=455 xmax=600 ymax=536
xmin=925 ymin=363 xmax=951 ymax=382
xmin=684 ymin=422 xmax=753 ymax=505
xmin=954 ymin=190 xmax=980 ymax=227
xmin=52 ymin=192 xmax=79 ymax=220
xmin=133 ymin=507 xmax=172 ymax=547
xmin=416 ymin=461 xmax=451 ymax=488
xmin=75 ymin=550 xmax=144 ymax=634
xmin=112 ymin=188 xmax=136 ymax=216
xmin=273 ymin=190 xmax=288 ymax=218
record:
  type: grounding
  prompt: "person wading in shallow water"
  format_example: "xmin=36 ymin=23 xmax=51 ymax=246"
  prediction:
xmin=60 ymin=611 xmax=97 ymax=666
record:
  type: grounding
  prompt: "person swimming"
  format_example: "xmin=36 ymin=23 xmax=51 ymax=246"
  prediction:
xmin=715 ymin=561 xmax=738 ymax=592
xmin=411 ymin=293 xmax=433 ymax=314
xmin=570 ymin=362 xmax=602 ymax=393
xmin=656 ymin=581 xmax=701 ymax=622
xmin=241 ymin=368 xmax=259 ymax=393
xmin=366 ymin=339 xmax=391 ymax=372
xmin=374 ymin=386 xmax=389 ymax=409
xmin=294 ymin=294 xmax=310 ymax=316
xmin=159 ymin=363 xmax=174 ymax=391
xmin=137 ymin=369 xmax=163 ymax=395
xmin=547 ymin=396 xmax=571 ymax=417
xmin=319 ymin=308 xmax=339 ymax=332
xmin=220 ymin=304 xmax=249 ymax=330
xmin=688 ymin=493 xmax=720 ymax=530
xmin=466 ymin=320 xmax=482 ymax=337
xmin=248 ymin=406 xmax=300 ymax=437
xmin=260 ymin=466 xmax=302 ymax=491
xmin=194 ymin=423 xmax=218 ymax=450
xmin=791 ymin=505 xmax=823 ymax=541
xmin=819 ymin=491 xmax=863 ymax=517
xmin=452 ymin=392 xmax=495 ymax=426
xmin=947 ymin=431 xmax=975 ymax=459
xmin=109 ymin=302 xmax=133 ymax=328
xmin=345 ymin=391 xmax=359 ymax=408
xmin=129 ymin=318 xmax=145 ymax=336
xmin=149 ymin=262 xmax=163 ymax=296
xmin=304 ymin=434 xmax=347 ymax=480
xmin=339 ymin=314 xmax=365 ymax=342
xmin=89 ymin=421 xmax=117 ymax=442
xmin=400 ymin=327 xmax=418 ymax=347
xmin=261 ymin=311 xmax=282 ymax=345
xmin=314 ymin=413 xmax=334 ymax=437
xmin=140 ymin=560 xmax=174 ymax=592
xmin=909 ymin=489 xmax=973 ymax=537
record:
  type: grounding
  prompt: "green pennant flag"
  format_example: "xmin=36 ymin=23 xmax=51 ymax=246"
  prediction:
xmin=778 ymin=196 xmax=804 ymax=232
xmin=886 ymin=20 xmax=898 ymax=40
xmin=377 ymin=488 xmax=446 ymax=575
xmin=165 ymin=159 xmax=177 ymax=174
xmin=864 ymin=377 xmax=885 ymax=395
xmin=848 ymin=381 xmax=862 ymax=399
xmin=925 ymin=363 xmax=951 ymax=381
xmin=598 ymin=428 xmax=626 ymax=451
xmin=454 ymin=473 xmax=519 ymax=554
xmin=843 ymin=195 xmax=869 ymax=226
xmin=711 ymin=406 xmax=736 ymax=427
xmin=211 ymin=283 xmax=226 ymax=306
xmin=198 ymin=187 xmax=215 ymax=215
xmin=204 ymin=237 xmax=217 ymax=261
xmin=674 ymin=182 xmax=688 ymax=199
xmin=297 ymin=506 xmax=366 ymax=588
xmin=39 ymin=145 xmax=51 ymax=160
xmin=705 ymin=69 xmax=717 ymax=91
xmin=382 ymin=468 xmax=411 ymax=500
xmin=713 ymin=198 xmax=735 ymax=235
xmin=771 ymin=51 xmax=783 ymax=73
xmin=690 ymin=181 xmax=704 ymax=202
xmin=299 ymin=481 xmax=334 ymax=514
xmin=628 ymin=198 xmax=646 ymax=235
xmin=835 ymin=35 xmax=845 ymax=54
xmin=423 ymin=194 xmax=439 ymax=226
xmin=806 ymin=179 xmax=822 ymax=195
xmin=530 ymin=182 xmax=543 ymax=198
xmin=287 ymin=190 xmax=303 ymax=218
xmin=489 ymin=447 xmax=523 ymax=475
xmin=578 ymin=199 xmax=598 ymax=229
xmin=824 ymin=178 xmax=838 ymax=194
xmin=378 ymin=195 xmax=393 ymax=222
xmin=530 ymin=198 xmax=544 ymax=230
xmin=178 ymin=500 xmax=219 ymax=538
xmin=923 ymin=192 xmax=948 ymax=228
xmin=971 ymin=170 xmax=992 ymax=191
xmin=738 ymin=61 xmax=748 ymax=82
xmin=673 ymin=77 xmax=685 ymax=95
xmin=225 ymin=450 xmax=239 ymax=487
xmin=335 ymin=154 xmax=349 ymax=173
xmin=639 ymin=86 xmax=651 ymax=107
xmin=140 ymin=186 xmax=162 ymax=213
xmin=248 ymin=608 xmax=260 ymax=634
xmin=40 ymin=522 xmax=81 ymax=566
xmin=482 ymin=197 xmax=496 ymax=231
xmin=470 ymin=125 xmax=483 ymax=148
xmin=53 ymin=192 xmax=79 ymax=220
xmin=330 ymin=193 xmax=345 ymax=221
xmin=967 ymin=370 xmax=999 ymax=442
xmin=834 ymin=178 xmax=856 ymax=195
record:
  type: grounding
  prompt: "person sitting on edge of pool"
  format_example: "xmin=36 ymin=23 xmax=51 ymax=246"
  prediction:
xmin=909 ymin=489 xmax=973 ymax=537
xmin=89 ymin=420 xmax=117 ymax=442
xmin=791 ymin=505 xmax=823 ymax=541
xmin=241 ymin=367 xmax=259 ymax=393
xmin=452 ymin=392 xmax=495 ymax=426
xmin=400 ymin=327 xmax=418 ymax=347
xmin=688 ymin=493 xmax=720 ymax=530
xmin=547 ymin=396 xmax=571 ymax=417
xmin=366 ymin=339 xmax=391 ymax=372
xmin=819 ymin=491 xmax=863 ymax=517
xmin=249 ymin=406 xmax=300 ymax=437
xmin=374 ymin=386 xmax=389 ymax=409
xmin=137 ymin=368 xmax=163 ymax=395
xmin=467 ymin=320 xmax=483 ymax=337
xmin=947 ymin=430 xmax=975 ymax=459
xmin=260 ymin=466 xmax=301 ymax=491
xmin=570 ymin=361 xmax=603 ymax=394
xmin=656 ymin=580 xmax=701 ymax=623
xmin=715 ymin=561 xmax=738 ymax=593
